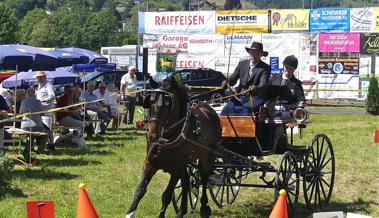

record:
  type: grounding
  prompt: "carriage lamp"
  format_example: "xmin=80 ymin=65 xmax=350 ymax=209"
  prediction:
xmin=293 ymin=108 xmax=308 ymax=123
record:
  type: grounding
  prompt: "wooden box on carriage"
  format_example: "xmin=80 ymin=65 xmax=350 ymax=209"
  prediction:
xmin=219 ymin=116 xmax=256 ymax=138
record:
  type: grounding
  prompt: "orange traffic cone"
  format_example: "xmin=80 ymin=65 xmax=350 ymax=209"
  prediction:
xmin=269 ymin=189 xmax=288 ymax=218
xmin=374 ymin=130 xmax=379 ymax=143
xmin=76 ymin=183 xmax=98 ymax=218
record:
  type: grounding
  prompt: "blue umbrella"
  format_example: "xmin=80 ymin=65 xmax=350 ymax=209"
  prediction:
xmin=48 ymin=49 xmax=90 ymax=66
xmin=2 ymin=67 xmax=80 ymax=88
xmin=72 ymin=63 xmax=116 ymax=72
xmin=60 ymin=47 xmax=108 ymax=64
xmin=0 ymin=45 xmax=34 ymax=71
xmin=2 ymin=44 xmax=59 ymax=71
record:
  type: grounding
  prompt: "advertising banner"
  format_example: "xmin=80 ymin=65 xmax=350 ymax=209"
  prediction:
xmin=359 ymin=54 xmax=371 ymax=78
xmin=261 ymin=33 xmax=300 ymax=73
xmin=319 ymin=33 xmax=360 ymax=53
xmin=298 ymin=33 xmax=318 ymax=82
xmin=214 ymin=57 xmax=239 ymax=74
xmin=138 ymin=11 xmax=215 ymax=34
xmin=373 ymin=8 xmax=379 ymax=32
xmin=224 ymin=34 xmax=262 ymax=57
xmin=188 ymin=34 xmax=224 ymax=56
xmin=309 ymin=8 xmax=350 ymax=32
xmin=350 ymin=8 xmax=374 ymax=32
xmin=216 ymin=10 xmax=269 ymax=34
xmin=360 ymin=33 xmax=379 ymax=54
xmin=318 ymin=57 xmax=359 ymax=74
xmin=158 ymin=35 xmax=189 ymax=53
xmin=271 ymin=9 xmax=309 ymax=32
xmin=175 ymin=54 xmax=215 ymax=69
xmin=317 ymin=75 xmax=360 ymax=98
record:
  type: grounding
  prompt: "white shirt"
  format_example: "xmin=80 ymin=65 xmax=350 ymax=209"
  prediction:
xmin=94 ymin=89 xmax=118 ymax=109
xmin=36 ymin=81 xmax=55 ymax=109
xmin=120 ymin=73 xmax=137 ymax=97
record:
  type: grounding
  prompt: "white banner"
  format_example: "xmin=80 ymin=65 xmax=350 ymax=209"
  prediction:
xmin=317 ymin=74 xmax=360 ymax=98
xmin=138 ymin=11 xmax=215 ymax=34
xmin=350 ymin=8 xmax=374 ymax=32
xmin=214 ymin=57 xmax=239 ymax=74
xmin=176 ymin=54 xmax=215 ymax=69
xmin=143 ymin=34 xmax=159 ymax=49
xmin=158 ymin=35 xmax=189 ymax=53
xmin=261 ymin=33 xmax=300 ymax=73
xmin=298 ymin=33 xmax=318 ymax=82
xmin=224 ymin=34 xmax=262 ymax=57
xmin=359 ymin=54 xmax=371 ymax=77
xmin=188 ymin=35 xmax=224 ymax=56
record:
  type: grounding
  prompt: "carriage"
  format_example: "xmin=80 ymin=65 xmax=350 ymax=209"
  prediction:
xmin=171 ymin=101 xmax=336 ymax=216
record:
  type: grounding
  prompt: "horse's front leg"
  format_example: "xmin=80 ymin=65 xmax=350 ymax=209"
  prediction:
xmin=159 ymin=174 xmax=180 ymax=218
xmin=177 ymin=170 xmax=189 ymax=218
xmin=126 ymin=162 xmax=156 ymax=218
xmin=199 ymin=159 xmax=214 ymax=218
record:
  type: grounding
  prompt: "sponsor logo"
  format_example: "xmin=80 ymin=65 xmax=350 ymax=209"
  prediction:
xmin=319 ymin=63 xmax=325 ymax=68
xmin=343 ymin=65 xmax=352 ymax=70
xmin=333 ymin=62 xmax=343 ymax=74
xmin=327 ymin=63 xmax=333 ymax=68
xmin=311 ymin=11 xmax=320 ymax=19
xmin=272 ymin=12 xmax=281 ymax=26
xmin=320 ymin=69 xmax=331 ymax=74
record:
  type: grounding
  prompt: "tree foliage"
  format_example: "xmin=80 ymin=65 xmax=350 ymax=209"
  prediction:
xmin=0 ymin=3 xmax=18 ymax=44
xmin=366 ymin=76 xmax=379 ymax=114
xmin=18 ymin=8 xmax=48 ymax=44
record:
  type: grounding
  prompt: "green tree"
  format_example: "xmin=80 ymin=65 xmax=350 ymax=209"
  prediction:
xmin=5 ymin=0 xmax=46 ymax=18
xmin=366 ymin=76 xmax=379 ymax=114
xmin=18 ymin=8 xmax=48 ymax=44
xmin=81 ymin=9 xmax=120 ymax=51
xmin=0 ymin=3 xmax=18 ymax=44
xmin=29 ymin=18 xmax=59 ymax=47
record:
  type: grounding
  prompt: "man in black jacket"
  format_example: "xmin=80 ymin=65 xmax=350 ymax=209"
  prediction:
xmin=268 ymin=55 xmax=305 ymax=110
xmin=221 ymin=41 xmax=271 ymax=115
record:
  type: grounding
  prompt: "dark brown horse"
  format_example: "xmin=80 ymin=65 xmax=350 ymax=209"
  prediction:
xmin=126 ymin=75 xmax=221 ymax=218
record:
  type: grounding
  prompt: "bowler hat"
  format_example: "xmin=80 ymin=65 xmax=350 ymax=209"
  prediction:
xmin=283 ymin=55 xmax=298 ymax=69
xmin=245 ymin=42 xmax=268 ymax=57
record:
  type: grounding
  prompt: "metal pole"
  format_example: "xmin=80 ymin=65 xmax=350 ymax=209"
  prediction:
xmin=14 ymin=65 xmax=18 ymax=128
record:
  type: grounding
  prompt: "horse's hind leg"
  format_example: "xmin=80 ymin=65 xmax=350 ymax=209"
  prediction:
xmin=126 ymin=164 xmax=156 ymax=218
xmin=159 ymin=174 xmax=180 ymax=218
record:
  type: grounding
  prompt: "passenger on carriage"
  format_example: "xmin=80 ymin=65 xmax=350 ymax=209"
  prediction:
xmin=266 ymin=55 xmax=306 ymax=118
xmin=220 ymin=42 xmax=271 ymax=116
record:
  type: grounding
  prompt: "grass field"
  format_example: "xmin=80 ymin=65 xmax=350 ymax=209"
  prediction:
xmin=0 ymin=107 xmax=378 ymax=218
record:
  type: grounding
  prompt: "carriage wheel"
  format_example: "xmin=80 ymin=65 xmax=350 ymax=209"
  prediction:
xmin=209 ymin=158 xmax=242 ymax=208
xmin=275 ymin=151 xmax=300 ymax=216
xmin=172 ymin=165 xmax=200 ymax=214
xmin=210 ymin=92 xmax=224 ymax=103
xmin=303 ymin=134 xmax=335 ymax=210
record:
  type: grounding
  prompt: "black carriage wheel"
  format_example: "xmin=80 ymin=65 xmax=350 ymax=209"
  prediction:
xmin=275 ymin=151 xmax=300 ymax=216
xmin=209 ymin=157 xmax=242 ymax=208
xmin=303 ymin=134 xmax=335 ymax=211
xmin=172 ymin=165 xmax=200 ymax=214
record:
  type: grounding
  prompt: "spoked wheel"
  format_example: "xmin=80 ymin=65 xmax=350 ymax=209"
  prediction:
xmin=303 ymin=134 xmax=335 ymax=210
xmin=275 ymin=151 xmax=300 ymax=216
xmin=209 ymin=157 xmax=242 ymax=208
xmin=210 ymin=92 xmax=224 ymax=103
xmin=172 ymin=164 xmax=200 ymax=214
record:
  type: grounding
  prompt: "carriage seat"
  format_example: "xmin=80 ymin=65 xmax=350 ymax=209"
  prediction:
xmin=219 ymin=115 xmax=256 ymax=138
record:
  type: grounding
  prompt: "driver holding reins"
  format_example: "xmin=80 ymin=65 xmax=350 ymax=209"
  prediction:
xmin=221 ymin=42 xmax=271 ymax=115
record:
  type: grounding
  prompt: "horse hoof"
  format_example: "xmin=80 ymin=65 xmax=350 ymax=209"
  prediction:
xmin=126 ymin=212 xmax=136 ymax=218
xmin=200 ymin=205 xmax=211 ymax=218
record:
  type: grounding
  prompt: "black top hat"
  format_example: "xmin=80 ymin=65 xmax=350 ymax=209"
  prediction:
xmin=283 ymin=55 xmax=298 ymax=69
xmin=245 ymin=42 xmax=268 ymax=57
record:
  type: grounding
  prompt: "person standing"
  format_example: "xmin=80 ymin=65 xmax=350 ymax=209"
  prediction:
xmin=120 ymin=66 xmax=137 ymax=125
xmin=35 ymin=71 xmax=55 ymax=145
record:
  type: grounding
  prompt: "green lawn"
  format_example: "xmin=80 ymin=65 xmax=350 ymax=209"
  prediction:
xmin=0 ymin=108 xmax=378 ymax=217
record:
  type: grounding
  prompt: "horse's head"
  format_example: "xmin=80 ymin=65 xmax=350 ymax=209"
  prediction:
xmin=144 ymin=74 xmax=187 ymax=142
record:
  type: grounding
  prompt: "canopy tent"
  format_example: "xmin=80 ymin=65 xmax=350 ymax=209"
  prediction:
xmin=47 ymin=49 xmax=90 ymax=66
xmin=72 ymin=63 xmax=116 ymax=73
xmin=60 ymin=47 xmax=108 ymax=64
xmin=2 ymin=68 xmax=80 ymax=88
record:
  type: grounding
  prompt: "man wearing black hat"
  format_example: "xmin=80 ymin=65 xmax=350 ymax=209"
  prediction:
xmin=268 ymin=55 xmax=305 ymax=109
xmin=221 ymin=41 xmax=271 ymax=115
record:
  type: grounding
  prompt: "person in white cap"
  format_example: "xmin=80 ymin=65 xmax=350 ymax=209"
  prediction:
xmin=35 ymin=71 xmax=55 ymax=145
xmin=120 ymin=66 xmax=137 ymax=125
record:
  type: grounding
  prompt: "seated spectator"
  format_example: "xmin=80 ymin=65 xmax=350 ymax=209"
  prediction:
xmin=19 ymin=88 xmax=48 ymax=154
xmin=81 ymin=81 xmax=109 ymax=135
xmin=56 ymin=85 xmax=87 ymax=146
xmin=0 ymin=94 xmax=10 ymax=151
xmin=72 ymin=84 xmax=82 ymax=103
xmin=94 ymin=82 xmax=119 ymax=130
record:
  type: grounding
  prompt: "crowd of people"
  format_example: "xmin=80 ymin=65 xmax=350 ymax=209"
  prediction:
xmin=0 ymin=67 xmax=139 ymax=155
